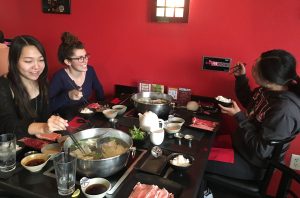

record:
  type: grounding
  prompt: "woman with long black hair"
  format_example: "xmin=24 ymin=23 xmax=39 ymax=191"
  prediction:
xmin=203 ymin=49 xmax=300 ymax=197
xmin=0 ymin=35 xmax=68 ymax=138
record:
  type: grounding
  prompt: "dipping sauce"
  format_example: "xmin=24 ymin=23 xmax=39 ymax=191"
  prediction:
xmin=25 ymin=159 xmax=45 ymax=166
xmin=167 ymin=126 xmax=180 ymax=130
xmin=85 ymin=184 xmax=107 ymax=195
xmin=170 ymin=121 xmax=181 ymax=123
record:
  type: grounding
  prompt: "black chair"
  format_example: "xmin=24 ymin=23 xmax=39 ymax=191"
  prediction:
xmin=268 ymin=158 xmax=300 ymax=198
xmin=205 ymin=135 xmax=300 ymax=198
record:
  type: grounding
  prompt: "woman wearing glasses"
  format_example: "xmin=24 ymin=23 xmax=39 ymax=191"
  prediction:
xmin=0 ymin=35 xmax=68 ymax=138
xmin=49 ymin=32 xmax=104 ymax=115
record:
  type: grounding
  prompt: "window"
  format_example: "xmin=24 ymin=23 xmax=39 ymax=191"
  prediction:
xmin=152 ymin=0 xmax=190 ymax=23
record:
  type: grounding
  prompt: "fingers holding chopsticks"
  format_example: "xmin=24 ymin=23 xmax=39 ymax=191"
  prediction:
xmin=230 ymin=62 xmax=246 ymax=76
xmin=47 ymin=115 xmax=69 ymax=133
xmin=68 ymin=89 xmax=83 ymax=100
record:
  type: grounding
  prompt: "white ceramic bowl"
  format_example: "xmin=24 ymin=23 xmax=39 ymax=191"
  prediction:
xmin=41 ymin=143 xmax=61 ymax=159
xmin=164 ymin=123 xmax=182 ymax=134
xmin=21 ymin=153 xmax=50 ymax=172
xmin=102 ymin=109 xmax=118 ymax=119
xmin=80 ymin=177 xmax=111 ymax=198
xmin=168 ymin=117 xmax=185 ymax=126
xmin=79 ymin=107 xmax=96 ymax=119
xmin=112 ymin=105 xmax=127 ymax=115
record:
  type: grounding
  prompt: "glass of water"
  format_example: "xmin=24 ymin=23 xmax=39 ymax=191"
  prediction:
xmin=0 ymin=133 xmax=16 ymax=172
xmin=53 ymin=152 xmax=77 ymax=196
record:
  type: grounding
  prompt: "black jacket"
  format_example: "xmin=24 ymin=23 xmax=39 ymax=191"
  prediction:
xmin=232 ymin=75 xmax=300 ymax=168
xmin=0 ymin=76 xmax=49 ymax=138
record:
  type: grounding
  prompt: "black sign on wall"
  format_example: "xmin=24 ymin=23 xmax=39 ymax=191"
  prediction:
xmin=42 ymin=0 xmax=71 ymax=14
xmin=202 ymin=56 xmax=231 ymax=72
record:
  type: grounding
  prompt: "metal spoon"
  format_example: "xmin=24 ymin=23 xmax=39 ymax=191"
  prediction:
xmin=174 ymin=133 xmax=184 ymax=145
xmin=184 ymin=134 xmax=194 ymax=148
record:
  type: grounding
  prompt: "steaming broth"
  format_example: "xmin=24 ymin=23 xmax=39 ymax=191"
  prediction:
xmin=137 ymin=97 xmax=168 ymax=104
xmin=70 ymin=137 xmax=129 ymax=160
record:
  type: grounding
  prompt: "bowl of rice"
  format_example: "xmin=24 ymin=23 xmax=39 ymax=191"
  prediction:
xmin=168 ymin=153 xmax=194 ymax=171
xmin=215 ymin=96 xmax=233 ymax=107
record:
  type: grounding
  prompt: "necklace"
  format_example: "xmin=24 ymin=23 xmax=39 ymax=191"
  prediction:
xmin=35 ymin=96 xmax=38 ymax=113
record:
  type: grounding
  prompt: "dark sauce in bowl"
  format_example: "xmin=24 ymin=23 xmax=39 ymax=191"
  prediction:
xmin=25 ymin=159 xmax=45 ymax=166
xmin=86 ymin=184 xmax=107 ymax=195
xmin=170 ymin=121 xmax=181 ymax=123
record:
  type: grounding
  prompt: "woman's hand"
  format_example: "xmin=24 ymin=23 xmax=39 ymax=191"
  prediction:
xmin=68 ymin=89 xmax=83 ymax=100
xmin=46 ymin=115 xmax=68 ymax=133
xmin=232 ymin=62 xmax=246 ymax=76
xmin=218 ymin=101 xmax=241 ymax=116
xmin=28 ymin=115 xmax=69 ymax=135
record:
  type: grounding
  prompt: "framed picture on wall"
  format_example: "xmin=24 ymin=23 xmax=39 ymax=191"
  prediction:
xmin=202 ymin=56 xmax=231 ymax=72
xmin=42 ymin=0 xmax=71 ymax=14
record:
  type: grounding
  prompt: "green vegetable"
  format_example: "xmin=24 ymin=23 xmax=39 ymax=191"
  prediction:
xmin=129 ymin=126 xmax=145 ymax=140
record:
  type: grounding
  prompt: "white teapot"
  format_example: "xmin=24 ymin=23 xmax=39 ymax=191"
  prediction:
xmin=138 ymin=111 xmax=165 ymax=133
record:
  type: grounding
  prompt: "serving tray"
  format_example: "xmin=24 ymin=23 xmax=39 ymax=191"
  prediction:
xmin=134 ymin=149 xmax=172 ymax=176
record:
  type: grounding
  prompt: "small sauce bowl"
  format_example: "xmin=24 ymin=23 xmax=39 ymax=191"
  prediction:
xmin=41 ymin=143 xmax=62 ymax=159
xmin=102 ymin=109 xmax=118 ymax=119
xmin=164 ymin=123 xmax=181 ymax=134
xmin=112 ymin=105 xmax=127 ymax=115
xmin=21 ymin=153 xmax=50 ymax=172
xmin=80 ymin=177 xmax=111 ymax=198
xmin=168 ymin=117 xmax=185 ymax=126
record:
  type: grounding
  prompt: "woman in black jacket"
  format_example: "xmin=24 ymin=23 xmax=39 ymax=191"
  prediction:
xmin=0 ymin=35 xmax=68 ymax=138
xmin=206 ymin=49 xmax=300 ymax=180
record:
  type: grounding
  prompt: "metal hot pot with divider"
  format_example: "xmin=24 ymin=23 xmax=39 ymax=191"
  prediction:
xmin=63 ymin=128 xmax=135 ymax=177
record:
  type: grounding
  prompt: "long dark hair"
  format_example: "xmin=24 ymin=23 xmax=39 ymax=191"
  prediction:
xmin=0 ymin=30 xmax=4 ymax=43
xmin=57 ymin=32 xmax=84 ymax=64
xmin=257 ymin=49 xmax=300 ymax=96
xmin=7 ymin=35 xmax=48 ymax=118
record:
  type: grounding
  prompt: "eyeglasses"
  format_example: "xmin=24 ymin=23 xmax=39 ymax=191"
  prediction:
xmin=68 ymin=54 xmax=90 ymax=63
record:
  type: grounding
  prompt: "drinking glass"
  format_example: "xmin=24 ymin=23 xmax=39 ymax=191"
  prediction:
xmin=53 ymin=152 xmax=77 ymax=196
xmin=0 ymin=133 xmax=16 ymax=172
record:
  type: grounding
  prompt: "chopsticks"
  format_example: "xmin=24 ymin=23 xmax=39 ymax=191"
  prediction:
xmin=67 ymin=80 xmax=89 ymax=105
xmin=66 ymin=128 xmax=87 ymax=155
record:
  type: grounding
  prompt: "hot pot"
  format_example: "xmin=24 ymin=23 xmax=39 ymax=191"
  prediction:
xmin=131 ymin=92 xmax=173 ymax=118
xmin=63 ymin=128 xmax=135 ymax=177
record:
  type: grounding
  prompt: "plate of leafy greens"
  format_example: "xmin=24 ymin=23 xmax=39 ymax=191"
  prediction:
xmin=129 ymin=126 xmax=147 ymax=147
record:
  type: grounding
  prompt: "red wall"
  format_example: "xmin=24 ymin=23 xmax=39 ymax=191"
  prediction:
xmin=1 ymin=0 xmax=300 ymax=195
